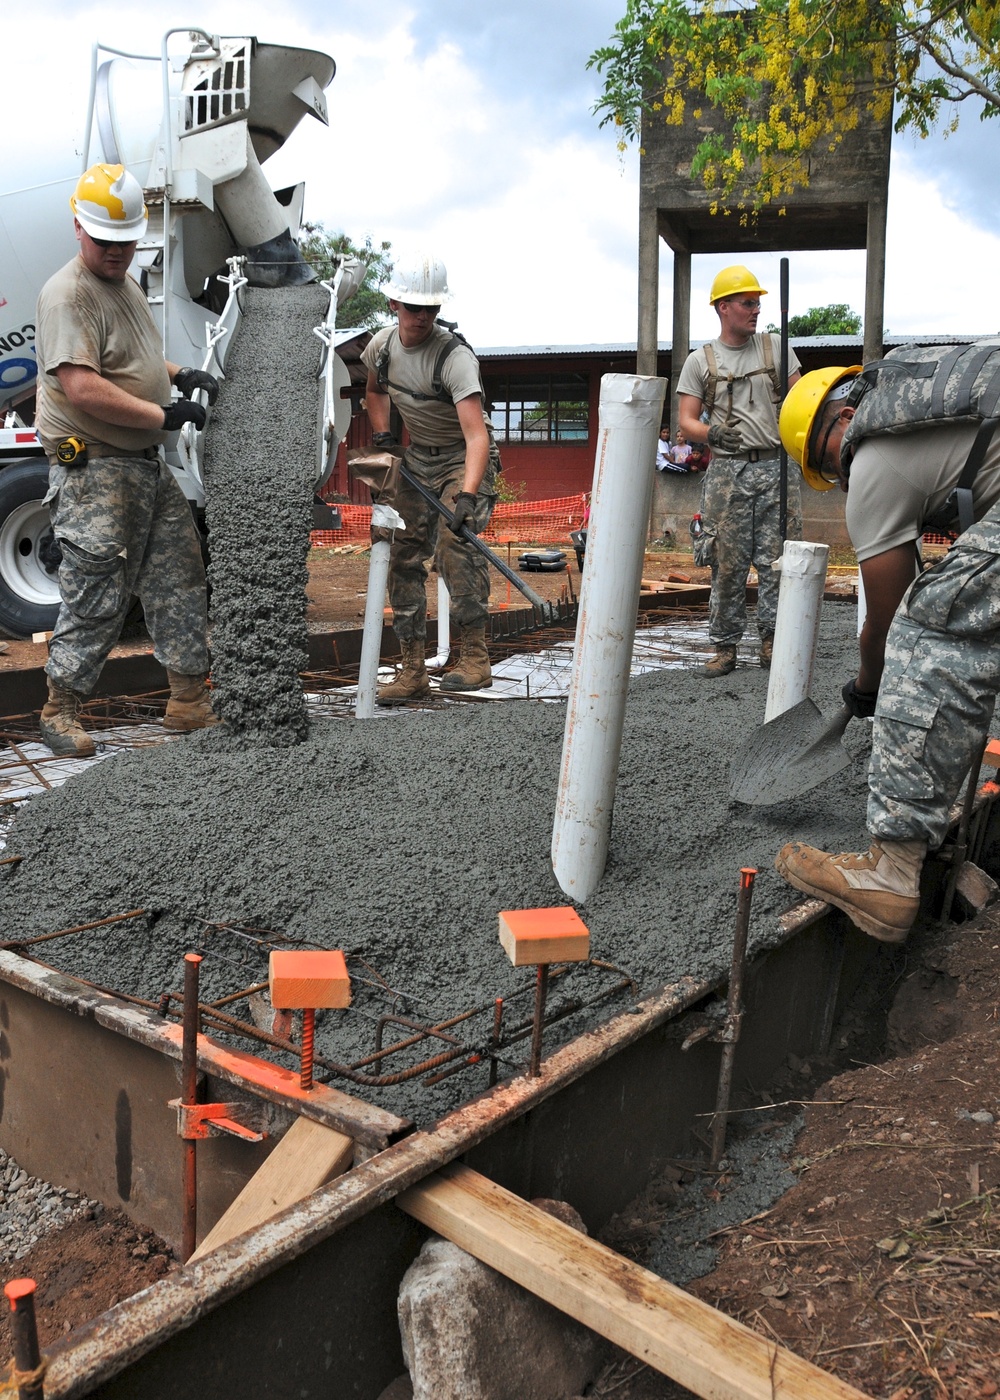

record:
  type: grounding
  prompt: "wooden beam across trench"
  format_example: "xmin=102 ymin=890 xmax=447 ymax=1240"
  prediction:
xmin=397 ymin=1161 xmax=869 ymax=1400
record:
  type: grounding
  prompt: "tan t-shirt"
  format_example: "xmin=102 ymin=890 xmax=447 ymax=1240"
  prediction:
xmin=846 ymin=422 xmax=1000 ymax=561
xmin=35 ymin=255 xmax=170 ymax=455
xmin=676 ymin=334 xmax=800 ymax=452
xmin=362 ymin=323 xmax=488 ymax=447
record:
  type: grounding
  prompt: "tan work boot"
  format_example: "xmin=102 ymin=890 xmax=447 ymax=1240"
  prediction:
xmin=439 ymin=624 xmax=492 ymax=692
xmin=696 ymin=645 xmax=737 ymax=677
xmin=775 ymin=837 xmax=926 ymax=943
xmin=164 ymin=672 xmax=218 ymax=731
xmin=759 ymin=634 xmax=774 ymax=669
xmin=377 ymin=639 xmax=431 ymax=705
xmin=39 ymin=679 xmax=96 ymax=757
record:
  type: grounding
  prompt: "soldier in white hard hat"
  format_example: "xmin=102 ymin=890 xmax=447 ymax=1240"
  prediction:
xmin=361 ymin=254 xmax=500 ymax=702
xmin=34 ymin=163 xmax=220 ymax=756
xmin=676 ymin=265 xmax=802 ymax=676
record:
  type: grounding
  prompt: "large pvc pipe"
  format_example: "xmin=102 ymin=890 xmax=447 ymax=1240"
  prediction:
xmin=551 ymin=373 xmax=666 ymax=903
xmin=356 ymin=505 xmax=405 ymax=719
xmin=427 ymin=575 xmax=451 ymax=670
xmin=763 ymin=540 xmax=830 ymax=722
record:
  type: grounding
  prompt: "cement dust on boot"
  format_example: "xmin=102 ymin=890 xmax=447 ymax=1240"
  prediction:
xmin=438 ymin=625 xmax=492 ymax=693
xmin=696 ymin=645 xmax=737 ymax=678
xmin=164 ymin=672 xmax=218 ymax=732
xmin=378 ymin=639 xmax=431 ymax=705
xmin=775 ymin=837 xmax=925 ymax=943
xmin=39 ymin=681 xmax=96 ymax=758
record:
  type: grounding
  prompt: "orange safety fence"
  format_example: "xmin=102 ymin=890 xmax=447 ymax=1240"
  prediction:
xmin=311 ymin=493 xmax=588 ymax=549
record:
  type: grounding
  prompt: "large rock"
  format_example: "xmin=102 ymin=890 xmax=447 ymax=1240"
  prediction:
xmin=398 ymin=1202 xmax=602 ymax=1400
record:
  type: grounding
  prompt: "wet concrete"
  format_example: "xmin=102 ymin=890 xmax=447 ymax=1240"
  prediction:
xmin=0 ymin=605 xmax=873 ymax=1123
xmin=202 ymin=283 xmax=326 ymax=744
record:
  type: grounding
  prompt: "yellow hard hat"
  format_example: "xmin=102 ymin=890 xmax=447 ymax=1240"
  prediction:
xmin=779 ymin=366 xmax=861 ymax=492
xmin=70 ymin=164 xmax=148 ymax=242
xmin=709 ymin=265 xmax=767 ymax=305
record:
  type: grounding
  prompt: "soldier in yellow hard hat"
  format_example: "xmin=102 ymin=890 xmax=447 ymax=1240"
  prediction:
xmin=676 ymin=264 xmax=801 ymax=676
xmin=33 ymin=163 xmax=221 ymax=756
xmin=775 ymin=346 xmax=1000 ymax=946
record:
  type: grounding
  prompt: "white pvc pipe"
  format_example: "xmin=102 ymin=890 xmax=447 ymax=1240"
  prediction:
xmin=551 ymin=373 xmax=666 ymax=903
xmin=356 ymin=504 xmax=405 ymax=719
xmin=764 ymin=540 xmax=830 ymax=722
xmin=427 ymin=575 xmax=451 ymax=670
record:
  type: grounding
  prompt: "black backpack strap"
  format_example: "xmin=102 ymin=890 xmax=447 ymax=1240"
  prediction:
xmin=924 ymin=416 xmax=1000 ymax=536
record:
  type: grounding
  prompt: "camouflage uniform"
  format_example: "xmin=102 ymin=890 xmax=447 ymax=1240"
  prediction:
xmin=868 ymin=501 xmax=1000 ymax=848
xmin=387 ymin=442 xmax=498 ymax=642
xmin=45 ymin=457 xmax=210 ymax=696
xmin=700 ymin=456 xmax=802 ymax=645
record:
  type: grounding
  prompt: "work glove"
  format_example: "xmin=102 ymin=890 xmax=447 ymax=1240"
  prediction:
xmin=707 ymin=423 xmax=744 ymax=454
xmin=842 ymin=677 xmax=878 ymax=720
xmin=162 ymin=400 xmax=207 ymax=432
xmin=371 ymin=431 xmax=400 ymax=450
xmin=174 ymin=367 xmax=220 ymax=405
xmin=449 ymin=491 xmax=479 ymax=535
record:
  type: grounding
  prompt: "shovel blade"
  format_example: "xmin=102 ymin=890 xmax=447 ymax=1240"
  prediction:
xmin=729 ymin=699 xmax=853 ymax=805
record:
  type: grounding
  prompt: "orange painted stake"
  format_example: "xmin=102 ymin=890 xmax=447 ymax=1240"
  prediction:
xmin=300 ymin=1007 xmax=316 ymax=1092
xmin=181 ymin=952 xmax=203 ymax=1261
xmin=5 ymin=1279 xmax=44 ymax=1398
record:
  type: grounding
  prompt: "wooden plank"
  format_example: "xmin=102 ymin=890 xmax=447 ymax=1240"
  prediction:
xmin=397 ymin=1163 xmax=869 ymax=1400
xmin=190 ymin=1116 xmax=354 ymax=1261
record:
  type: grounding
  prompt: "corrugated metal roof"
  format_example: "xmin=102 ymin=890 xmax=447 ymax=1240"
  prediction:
xmin=476 ymin=333 xmax=993 ymax=359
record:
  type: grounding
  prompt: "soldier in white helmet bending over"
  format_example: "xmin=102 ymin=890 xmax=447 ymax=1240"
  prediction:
xmin=361 ymin=254 xmax=500 ymax=702
xmin=34 ymin=162 xmax=220 ymax=756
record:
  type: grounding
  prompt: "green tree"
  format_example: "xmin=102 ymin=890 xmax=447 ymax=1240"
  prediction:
xmin=766 ymin=304 xmax=863 ymax=335
xmin=588 ymin=0 xmax=1000 ymax=208
xmin=299 ymin=227 xmax=394 ymax=330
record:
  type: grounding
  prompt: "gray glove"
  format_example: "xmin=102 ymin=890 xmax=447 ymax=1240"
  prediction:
xmin=707 ymin=423 xmax=744 ymax=454
xmin=162 ymin=400 xmax=207 ymax=431
xmin=174 ymin=367 xmax=220 ymax=405
xmin=449 ymin=492 xmax=478 ymax=535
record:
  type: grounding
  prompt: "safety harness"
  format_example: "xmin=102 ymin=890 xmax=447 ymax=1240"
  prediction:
xmin=702 ymin=335 xmax=781 ymax=422
xmin=374 ymin=319 xmax=485 ymax=405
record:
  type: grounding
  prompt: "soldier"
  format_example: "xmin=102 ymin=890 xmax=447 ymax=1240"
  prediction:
xmin=34 ymin=163 xmax=220 ymax=756
xmin=361 ymin=254 xmax=499 ymax=702
xmin=776 ymin=500 xmax=1000 ymax=943
xmin=778 ymin=357 xmax=1000 ymax=723
xmin=676 ymin=265 xmax=801 ymax=675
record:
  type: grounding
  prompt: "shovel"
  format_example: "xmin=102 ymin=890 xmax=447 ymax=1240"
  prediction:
xmin=729 ymin=700 xmax=853 ymax=805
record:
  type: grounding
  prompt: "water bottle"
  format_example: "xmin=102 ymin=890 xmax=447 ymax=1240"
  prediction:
xmin=689 ymin=513 xmax=703 ymax=540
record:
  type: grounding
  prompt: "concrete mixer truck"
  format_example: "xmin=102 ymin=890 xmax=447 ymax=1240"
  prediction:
xmin=0 ymin=28 xmax=357 ymax=637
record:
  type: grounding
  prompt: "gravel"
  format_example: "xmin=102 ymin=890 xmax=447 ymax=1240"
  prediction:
xmin=0 ymin=1147 xmax=98 ymax=1264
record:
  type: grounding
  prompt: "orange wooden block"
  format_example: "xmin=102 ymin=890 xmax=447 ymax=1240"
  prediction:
xmin=269 ymin=950 xmax=351 ymax=1009
xmin=982 ymin=739 xmax=1000 ymax=769
xmin=498 ymin=907 xmax=590 ymax=967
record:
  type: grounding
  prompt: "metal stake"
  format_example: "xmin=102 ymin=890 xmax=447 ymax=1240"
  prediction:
xmin=529 ymin=965 xmax=550 ymax=1078
xmin=181 ymin=952 xmax=203 ymax=1262
xmin=942 ymin=738 xmax=989 ymax=923
xmin=300 ymin=1007 xmax=316 ymax=1092
xmin=488 ymin=997 xmax=504 ymax=1087
xmin=5 ymin=1278 xmax=45 ymax=1398
xmin=710 ymin=868 xmax=757 ymax=1168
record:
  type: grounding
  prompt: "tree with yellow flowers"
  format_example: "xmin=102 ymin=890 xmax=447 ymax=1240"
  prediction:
xmin=589 ymin=0 xmax=1000 ymax=208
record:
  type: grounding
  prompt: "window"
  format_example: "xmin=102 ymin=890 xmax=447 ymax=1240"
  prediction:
xmin=485 ymin=373 xmax=589 ymax=444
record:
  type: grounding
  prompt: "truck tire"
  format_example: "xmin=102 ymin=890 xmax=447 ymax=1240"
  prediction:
xmin=0 ymin=458 xmax=61 ymax=638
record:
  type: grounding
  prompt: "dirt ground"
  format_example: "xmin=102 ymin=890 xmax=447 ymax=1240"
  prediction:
xmin=593 ymin=906 xmax=1000 ymax=1400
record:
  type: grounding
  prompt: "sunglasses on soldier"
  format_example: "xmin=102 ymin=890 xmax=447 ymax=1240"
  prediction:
xmin=400 ymin=303 xmax=441 ymax=316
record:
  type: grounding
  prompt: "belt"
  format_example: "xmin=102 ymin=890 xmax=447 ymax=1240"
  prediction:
xmin=409 ymin=441 xmax=465 ymax=456
xmin=715 ymin=448 xmax=776 ymax=464
xmin=89 ymin=444 xmax=162 ymax=461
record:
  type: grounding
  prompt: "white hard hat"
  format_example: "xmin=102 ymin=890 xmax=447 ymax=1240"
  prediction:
xmin=385 ymin=253 xmax=450 ymax=306
xmin=71 ymin=164 xmax=148 ymax=241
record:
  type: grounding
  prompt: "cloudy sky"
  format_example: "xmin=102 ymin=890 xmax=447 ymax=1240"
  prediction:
xmin=5 ymin=0 xmax=999 ymax=349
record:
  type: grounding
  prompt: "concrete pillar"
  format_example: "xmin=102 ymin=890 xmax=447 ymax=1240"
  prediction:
xmin=637 ymin=206 xmax=659 ymax=377
xmin=669 ymin=250 xmax=691 ymax=436
xmin=863 ymin=197 xmax=887 ymax=366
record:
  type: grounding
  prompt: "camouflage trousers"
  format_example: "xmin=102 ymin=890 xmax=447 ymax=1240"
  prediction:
xmin=700 ymin=456 xmax=802 ymax=645
xmin=387 ymin=442 xmax=498 ymax=642
xmin=868 ymin=504 xmax=1000 ymax=848
xmin=45 ymin=457 xmax=210 ymax=696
